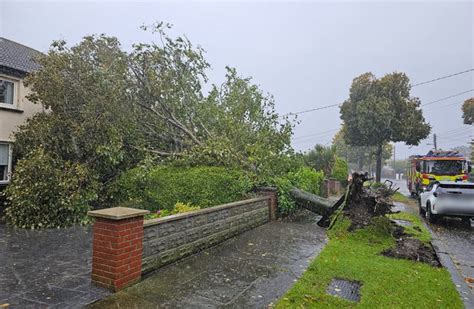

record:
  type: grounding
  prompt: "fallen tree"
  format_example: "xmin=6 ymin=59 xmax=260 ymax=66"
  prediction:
xmin=289 ymin=172 xmax=441 ymax=267
xmin=289 ymin=187 xmax=334 ymax=216
xmin=290 ymin=173 xmax=397 ymax=229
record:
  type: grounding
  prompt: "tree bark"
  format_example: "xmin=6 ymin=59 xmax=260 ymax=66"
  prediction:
xmin=289 ymin=187 xmax=334 ymax=216
xmin=375 ymin=143 xmax=383 ymax=182
xmin=357 ymin=156 xmax=363 ymax=171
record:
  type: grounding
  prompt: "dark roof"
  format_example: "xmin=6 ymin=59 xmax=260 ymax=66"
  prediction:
xmin=0 ymin=37 xmax=42 ymax=74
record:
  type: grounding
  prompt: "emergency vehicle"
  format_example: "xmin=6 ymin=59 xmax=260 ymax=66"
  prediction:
xmin=407 ymin=150 xmax=471 ymax=196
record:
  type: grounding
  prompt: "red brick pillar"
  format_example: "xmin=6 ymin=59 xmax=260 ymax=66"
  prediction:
xmin=321 ymin=179 xmax=330 ymax=198
xmin=88 ymin=207 xmax=149 ymax=292
xmin=255 ymin=187 xmax=278 ymax=220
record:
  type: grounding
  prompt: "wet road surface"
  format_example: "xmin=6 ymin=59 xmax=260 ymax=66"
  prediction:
xmin=0 ymin=225 xmax=110 ymax=308
xmin=388 ymin=178 xmax=474 ymax=305
xmin=88 ymin=209 xmax=327 ymax=309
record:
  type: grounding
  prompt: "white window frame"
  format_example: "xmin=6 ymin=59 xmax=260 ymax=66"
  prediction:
xmin=0 ymin=142 xmax=13 ymax=185
xmin=0 ymin=75 xmax=20 ymax=110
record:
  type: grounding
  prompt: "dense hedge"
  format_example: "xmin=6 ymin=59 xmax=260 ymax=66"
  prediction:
xmin=273 ymin=167 xmax=325 ymax=215
xmin=4 ymin=148 xmax=98 ymax=229
xmin=111 ymin=165 xmax=253 ymax=211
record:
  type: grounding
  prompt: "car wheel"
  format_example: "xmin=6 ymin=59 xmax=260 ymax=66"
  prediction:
xmin=418 ymin=198 xmax=425 ymax=215
xmin=426 ymin=202 xmax=438 ymax=224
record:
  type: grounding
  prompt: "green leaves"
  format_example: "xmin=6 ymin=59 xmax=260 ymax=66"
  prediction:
xmin=4 ymin=147 xmax=98 ymax=229
xmin=462 ymin=98 xmax=474 ymax=125
xmin=340 ymin=72 xmax=430 ymax=180
xmin=8 ymin=25 xmax=297 ymax=228
xmin=341 ymin=72 xmax=430 ymax=147
xmin=272 ymin=167 xmax=325 ymax=215
xmin=111 ymin=165 xmax=252 ymax=211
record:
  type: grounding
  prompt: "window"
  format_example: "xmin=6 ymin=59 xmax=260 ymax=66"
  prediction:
xmin=0 ymin=143 xmax=11 ymax=183
xmin=0 ymin=80 xmax=14 ymax=105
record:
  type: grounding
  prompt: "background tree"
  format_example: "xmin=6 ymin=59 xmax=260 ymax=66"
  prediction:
xmin=462 ymin=98 xmax=474 ymax=125
xmin=340 ymin=72 xmax=430 ymax=182
xmin=332 ymin=129 xmax=392 ymax=171
xmin=303 ymin=144 xmax=336 ymax=176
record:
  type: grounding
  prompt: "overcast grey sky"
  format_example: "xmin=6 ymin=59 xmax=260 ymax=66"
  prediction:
xmin=1 ymin=0 xmax=473 ymax=159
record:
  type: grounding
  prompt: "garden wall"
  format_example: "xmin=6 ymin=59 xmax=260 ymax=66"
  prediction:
xmin=141 ymin=196 xmax=272 ymax=273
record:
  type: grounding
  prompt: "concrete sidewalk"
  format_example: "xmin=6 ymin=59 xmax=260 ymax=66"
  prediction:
xmin=89 ymin=209 xmax=327 ymax=308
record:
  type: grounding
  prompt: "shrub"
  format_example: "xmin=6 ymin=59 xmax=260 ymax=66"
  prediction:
xmin=331 ymin=156 xmax=349 ymax=185
xmin=273 ymin=167 xmax=325 ymax=215
xmin=146 ymin=201 xmax=200 ymax=219
xmin=112 ymin=165 xmax=252 ymax=211
xmin=4 ymin=147 xmax=98 ymax=229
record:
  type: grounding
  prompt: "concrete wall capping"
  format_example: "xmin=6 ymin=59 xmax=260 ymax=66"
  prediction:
xmin=88 ymin=207 xmax=150 ymax=220
xmin=143 ymin=196 xmax=270 ymax=227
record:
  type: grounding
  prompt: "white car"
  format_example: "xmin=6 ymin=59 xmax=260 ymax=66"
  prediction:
xmin=419 ymin=181 xmax=474 ymax=223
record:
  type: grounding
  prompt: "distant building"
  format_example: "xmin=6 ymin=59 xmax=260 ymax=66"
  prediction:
xmin=0 ymin=37 xmax=44 ymax=185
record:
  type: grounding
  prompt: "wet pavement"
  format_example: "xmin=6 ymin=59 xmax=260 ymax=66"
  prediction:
xmin=88 ymin=209 xmax=327 ymax=309
xmin=0 ymin=224 xmax=110 ymax=308
xmin=387 ymin=178 xmax=474 ymax=305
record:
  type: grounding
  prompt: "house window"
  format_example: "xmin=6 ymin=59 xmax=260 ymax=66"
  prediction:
xmin=0 ymin=80 xmax=15 ymax=105
xmin=0 ymin=143 xmax=11 ymax=183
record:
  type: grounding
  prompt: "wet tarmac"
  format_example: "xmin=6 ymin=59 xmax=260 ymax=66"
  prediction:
xmin=428 ymin=218 xmax=474 ymax=293
xmin=387 ymin=178 xmax=474 ymax=305
xmin=0 ymin=224 xmax=110 ymax=308
xmin=88 ymin=209 xmax=327 ymax=309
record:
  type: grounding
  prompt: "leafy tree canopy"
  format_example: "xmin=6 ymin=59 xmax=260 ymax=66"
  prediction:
xmin=11 ymin=23 xmax=297 ymax=215
xmin=462 ymin=98 xmax=474 ymax=125
xmin=340 ymin=72 xmax=430 ymax=181
xmin=303 ymin=144 xmax=336 ymax=176
xmin=332 ymin=129 xmax=392 ymax=170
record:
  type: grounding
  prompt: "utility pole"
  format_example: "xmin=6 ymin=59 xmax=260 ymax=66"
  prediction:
xmin=433 ymin=134 xmax=437 ymax=150
xmin=393 ymin=144 xmax=396 ymax=164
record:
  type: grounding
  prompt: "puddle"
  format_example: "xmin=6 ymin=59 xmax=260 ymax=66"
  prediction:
xmin=392 ymin=219 xmax=413 ymax=227
xmin=392 ymin=202 xmax=406 ymax=212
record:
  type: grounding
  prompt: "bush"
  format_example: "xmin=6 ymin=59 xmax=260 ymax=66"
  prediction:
xmin=273 ymin=167 xmax=325 ymax=215
xmin=4 ymin=147 xmax=98 ymax=229
xmin=112 ymin=165 xmax=252 ymax=211
xmin=331 ymin=156 xmax=349 ymax=185
xmin=146 ymin=201 xmax=200 ymax=219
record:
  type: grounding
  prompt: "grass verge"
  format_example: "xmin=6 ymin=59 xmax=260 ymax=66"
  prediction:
xmin=275 ymin=213 xmax=462 ymax=308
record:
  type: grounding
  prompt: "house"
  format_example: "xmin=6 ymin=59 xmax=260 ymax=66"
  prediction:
xmin=0 ymin=37 xmax=44 ymax=185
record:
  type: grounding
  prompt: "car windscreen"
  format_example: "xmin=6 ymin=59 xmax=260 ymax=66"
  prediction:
xmin=425 ymin=160 xmax=463 ymax=176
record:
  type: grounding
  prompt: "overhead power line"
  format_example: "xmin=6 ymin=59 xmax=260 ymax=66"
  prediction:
xmin=284 ymin=103 xmax=341 ymax=117
xmin=292 ymin=128 xmax=339 ymax=140
xmin=421 ymin=89 xmax=474 ymax=106
xmin=282 ymin=70 xmax=473 ymax=117
xmin=411 ymin=69 xmax=474 ymax=87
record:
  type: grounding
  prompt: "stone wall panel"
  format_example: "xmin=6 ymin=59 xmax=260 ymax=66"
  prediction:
xmin=142 ymin=197 xmax=270 ymax=273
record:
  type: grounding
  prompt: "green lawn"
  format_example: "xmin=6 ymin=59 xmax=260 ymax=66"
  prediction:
xmin=276 ymin=213 xmax=462 ymax=308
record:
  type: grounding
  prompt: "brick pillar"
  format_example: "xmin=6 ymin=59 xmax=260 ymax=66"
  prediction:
xmin=255 ymin=187 xmax=278 ymax=220
xmin=88 ymin=207 xmax=149 ymax=292
xmin=321 ymin=179 xmax=330 ymax=198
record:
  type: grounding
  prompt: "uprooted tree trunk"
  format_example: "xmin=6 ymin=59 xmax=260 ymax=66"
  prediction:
xmin=289 ymin=188 xmax=334 ymax=216
xmin=290 ymin=172 xmax=397 ymax=229
xmin=289 ymin=173 xmax=441 ymax=267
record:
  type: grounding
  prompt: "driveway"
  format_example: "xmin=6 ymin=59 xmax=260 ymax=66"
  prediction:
xmin=88 ymin=209 xmax=327 ymax=308
xmin=0 ymin=224 xmax=110 ymax=308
